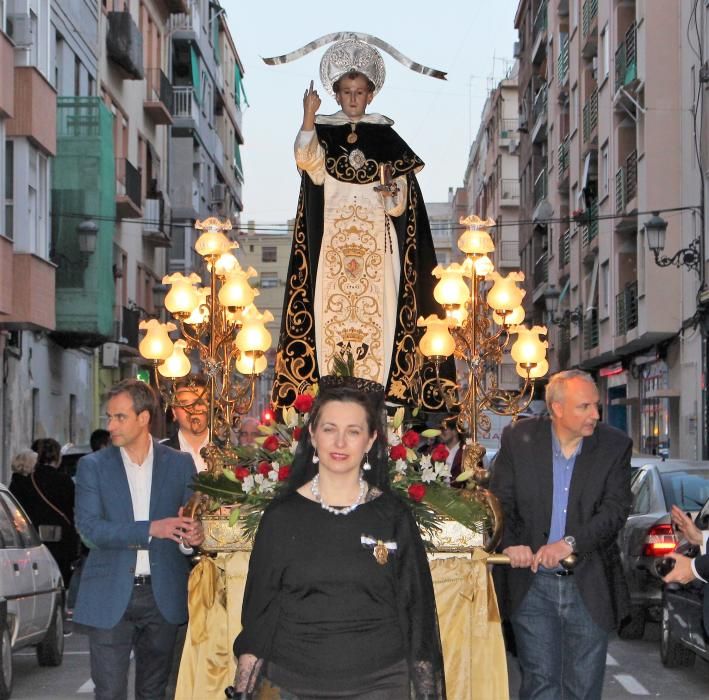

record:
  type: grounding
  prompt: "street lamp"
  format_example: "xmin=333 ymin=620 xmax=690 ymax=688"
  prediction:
xmin=543 ymin=285 xmax=583 ymax=327
xmin=644 ymin=211 xmax=700 ymax=274
xmin=76 ymin=220 xmax=99 ymax=255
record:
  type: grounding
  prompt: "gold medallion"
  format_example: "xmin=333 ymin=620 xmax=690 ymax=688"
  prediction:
xmin=346 ymin=132 xmax=358 ymax=144
xmin=374 ymin=541 xmax=388 ymax=565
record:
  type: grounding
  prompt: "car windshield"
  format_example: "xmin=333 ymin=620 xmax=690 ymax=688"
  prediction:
xmin=660 ymin=469 xmax=709 ymax=511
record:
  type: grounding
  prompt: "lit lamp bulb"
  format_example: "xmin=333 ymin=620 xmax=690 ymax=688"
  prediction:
xmin=235 ymin=308 xmax=274 ymax=354
xmin=236 ymin=353 xmax=268 ymax=375
xmin=447 ymin=306 xmax=469 ymax=328
xmin=195 ymin=229 xmax=235 ymax=259
xmin=457 ymin=214 xmax=496 ymax=256
xmin=218 ymin=267 xmax=258 ymax=311
xmin=184 ymin=288 xmax=209 ymax=325
xmin=486 ymin=271 xmax=526 ymax=313
xmin=157 ymin=340 xmax=191 ymax=378
xmin=138 ymin=319 xmax=176 ymax=361
xmin=493 ymin=305 xmax=525 ymax=326
xmin=473 ymin=255 xmax=494 ymax=276
xmin=432 ymin=263 xmax=470 ymax=308
xmin=163 ymin=272 xmax=201 ymax=316
xmin=213 ymin=252 xmax=239 ymax=277
xmin=510 ymin=325 xmax=548 ymax=370
xmin=516 ymin=358 xmax=549 ymax=379
xmin=417 ymin=315 xmax=455 ymax=358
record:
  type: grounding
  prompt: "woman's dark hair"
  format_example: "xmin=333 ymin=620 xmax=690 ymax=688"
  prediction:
xmin=333 ymin=70 xmax=375 ymax=95
xmin=30 ymin=438 xmax=61 ymax=467
xmin=284 ymin=382 xmax=390 ymax=493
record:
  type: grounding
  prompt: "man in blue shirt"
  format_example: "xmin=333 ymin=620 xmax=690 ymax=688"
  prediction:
xmin=491 ymin=370 xmax=632 ymax=699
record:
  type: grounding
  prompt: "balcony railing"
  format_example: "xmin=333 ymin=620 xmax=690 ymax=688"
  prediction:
xmin=168 ymin=3 xmax=200 ymax=34
xmin=534 ymin=168 xmax=547 ymax=207
xmin=582 ymin=0 xmax=598 ymax=38
xmin=144 ymin=68 xmax=173 ymax=124
xmin=534 ymin=251 xmax=549 ymax=287
xmin=582 ymin=88 xmax=598 ymax=143
xmin=614 ymin=22 xmax=637 ymax=92
xmin=615 ymin=150 xmax=638 ymax=213
xmin=581 ymin=201 xmax=599 ymax=249
xmin=533 ymin=0 xmax=548 ymax=41
xmin=115 ymin=158 xmax=141 ymax=217
xmin=501 ymin=178 xmax=520 ymax=202
xmin=500 ymin=118 xmax=517 ymax=139
xmin=557 ymin=36 xmax=570 ymax=86
xmin=533 ymin=85 xmax=548 ymax=123
xmin=172 ymin=86 xmax=199 ymax=122
xmin=558 ymin=136 xmax=569 ymax=178
xmin=106 ymin=11 xmax=143 ymax=80
xmin=615 ymin=167 xmax=625 ymax=214
xmin=559 ymin=228 xmax=571 ymax=268
xmin=616 ymin=281 xmax=639 ymax=336
xmin=583 ymin=308 xmax=599 ymax=350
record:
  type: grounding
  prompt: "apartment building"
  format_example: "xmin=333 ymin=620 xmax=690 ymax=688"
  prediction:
xmin=514 ymin=0 xmax=707 ymax=458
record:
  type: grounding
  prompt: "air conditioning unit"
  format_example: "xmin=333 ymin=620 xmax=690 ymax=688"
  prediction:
xmin=211 ymin=183 xmax=226 ymax=203
xmin=7 ymin=14 xmax=33 ymax=47
xmin=102 ymin=342 xmax=120 ymax=369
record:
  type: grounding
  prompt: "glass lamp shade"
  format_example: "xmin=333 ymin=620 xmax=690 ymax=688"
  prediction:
xmin=510 ymin=325 xmax=548 ymax=366
xmin=218 ymin=271 xmax=255 ymax=310
xmin=473 ymin=255 xmax=494 ymax=277
xmin=493 ymin=305 xmax=525 ymax=326
xmin=417 ymin=315 xmax=455 ymax=358
xmin=195 ymin=230 xmax=235 ymax=259
xmin=432 ymin=263 xmax=470 ymax=307
xmin=213 ymin=252 xmax=239 ymax=277
xmin=236 ymin=353 xmax=268 ymax=375
xmin=457 ymin=227 xmax=495 ymax=256
xmin=184 ymin=288 xmax=210 ymax=325
xmin=486 ymin=271 xmax=526 ymax=312
xmin=644 ymin=212 xmax=668 ymax=252
xmin=163 ymin=272 xmax=201 ymax=315
xmin=236 ymin=321 xmax=272 ymax=354
xmin=138 ymin=319 xmax=176 ymax=361
xmin=157 ymin=340 xmax=191 ymax=378
xmin=447 ymin=306 xmax=469 ymax=328
xmin=515 ymin=358 xmax=549 ymax=379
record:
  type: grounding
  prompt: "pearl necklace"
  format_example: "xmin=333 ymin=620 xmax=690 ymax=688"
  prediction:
xmin=311 ymin=472 xmax=367 ymax=515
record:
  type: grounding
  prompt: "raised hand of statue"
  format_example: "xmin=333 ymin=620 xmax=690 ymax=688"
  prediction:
xmin=302 ymin=80 xmax=321 ymax=130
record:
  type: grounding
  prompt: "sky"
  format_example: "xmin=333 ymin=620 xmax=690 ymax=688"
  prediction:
xmin=220 ymin=1 xmax=519 ymax=230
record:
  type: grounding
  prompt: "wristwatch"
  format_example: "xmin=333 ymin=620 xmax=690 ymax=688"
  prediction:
xmin=563 ymin=535 xmax=576 ymax=552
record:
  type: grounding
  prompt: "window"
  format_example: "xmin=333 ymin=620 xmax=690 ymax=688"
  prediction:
xmin=260 ymin=272 xmax=279 ymax=288
xmin=0 ymin=498 xmax=20 ymax=548
xmin=570 ymin=0 xmax=577 ymax=29
xmin=630 ymin=472 xmax=650 ymax=515
xmin=600 ymin=260 xmax=609 ymax=317
xmin=0 ymin=493 xmax=39 ymax=548
xmin=570 ymin=84 xmax=578 ymax=132
xmin=600 ymin=25 xmax=610 ymax=80
xmin=600 ymin=143 xmax=609 ymax=199
xmin=4 ymin=139 xmax=13 ymax=240
xmin=262 ymin=246 xmax=277 ymax=263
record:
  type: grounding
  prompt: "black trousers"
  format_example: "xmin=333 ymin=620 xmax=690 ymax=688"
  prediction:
xmin=87 ymin=582 xmax=179 ymax=700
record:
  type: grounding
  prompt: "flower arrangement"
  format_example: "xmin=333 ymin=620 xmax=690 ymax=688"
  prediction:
xmin=193 ymin=386 xmax=488 ymax=541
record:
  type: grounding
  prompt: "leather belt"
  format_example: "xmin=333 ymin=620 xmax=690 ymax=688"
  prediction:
xmin=133 ymin=575 xmax=152 ymax=586
xmin=540 ymin=569 xmax=574 ymax=577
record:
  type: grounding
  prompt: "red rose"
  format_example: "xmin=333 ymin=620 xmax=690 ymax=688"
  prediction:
xmin=258 ymin=461 xmax=271 ymax=477
xmin=402 ymin=430 xmax=420 ymax=448
xmin=408 ymin=483 xmax=426 ymax=502
xmin=293 ymin=394 xmax=314 ymax=413
xmin=430 ymin=444 xmax=450 ymax=463
xmin=292 ymin=426 xmax=302 ymax=441
xmin=263 ymin=435 xmax=280 ymax=452
xmin=389 ymin=444 xmax=407 ymax=461
xmin=278 ymin=465 xmax=291 ymax=481
xmin=233 ymin=467 xmax=250 ymax=481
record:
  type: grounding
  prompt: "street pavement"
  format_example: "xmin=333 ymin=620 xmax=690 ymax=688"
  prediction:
xmin=8 ymin=623 xmax=709 ymax=698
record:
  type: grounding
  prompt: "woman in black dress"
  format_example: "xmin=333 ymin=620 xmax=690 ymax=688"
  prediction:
xmin=232 ymin=375 xmax=446 ymax=698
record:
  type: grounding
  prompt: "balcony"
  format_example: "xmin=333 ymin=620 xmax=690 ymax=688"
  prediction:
xmin=616 ymin=281 xmax=639 ymax=336
xmin=172 ymin=86 xmax=199 ymax=134
xmin=144 ymin=69 xmax=173 ymax=125
xmin=143 ymin=196 xmax=170 ymax=247
xmin=582 ymin=88 xmax=598 ymax=145
xmin=559 ymin=228 xmax=571 ymax=270
xmin=168 ymin=3 xmax=200 ymax=39
xmin=558 ymin=137 xmax=570 ymax=190
xmin=532 ymin=0 xmax=548 ymax=65
xmin=532 ymin=85 xmax=548 ymax=143
xmin=500 ymin=178 xmax=520 ymax=207
xmin=580 ymin=201 xmax=599 ymax=254
xmin=164 ymin=0 xmax=189 ymax=12
xmin=583 ymin=308 xmax=599 ymax=351
xmin=106 ymin=11 xmax=144 ymax=80
xmin=615 ymin=23 xmax=638 ymax=93
xmin=0 ymin=254 xmax=55 ymax=331
xmin=581 ymin=0 xmax=598 ymax=57
xmin=533 ymin=168 xmax=548 ymax=209
xmin=500 ymin=118 xmax=517 ymax=141
xmin=614 ymin=150 xmax=638 ymax=214
xmin=534 ymin=251 xmax=549 ymax=288
xmin=0 ymin=31 xmax=13 ymax=118
xmin=557 ymin=36 xmax=570 ymax=90
xmin=115 ymin=158 xmax=142 ymax=219
xmin=6 ymin=67 xmax=56 ymax=155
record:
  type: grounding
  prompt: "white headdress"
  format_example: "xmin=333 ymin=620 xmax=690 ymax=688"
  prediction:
xmin=263 ymin=31 xmax=446 ymax=97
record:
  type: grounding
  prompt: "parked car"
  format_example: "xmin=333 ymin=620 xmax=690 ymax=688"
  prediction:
xmin=660 ymin=496 xmax=709 ymax=667
xmin=0 ymin=484 xmax=65 ymax=698
xmin=617 ymin=459 xmax=709 ymax=639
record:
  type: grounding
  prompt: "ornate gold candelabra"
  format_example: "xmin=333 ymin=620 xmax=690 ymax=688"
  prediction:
xmin=418 ymin=215 xmax=549 ymax=549
xmin=138 ymin=217 xmax=272 ymax=474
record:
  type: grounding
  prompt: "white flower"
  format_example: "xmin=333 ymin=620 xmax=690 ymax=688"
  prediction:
xmin=387 ymin=428 xmax=401 ymax=446
xmin=259 ymin=478 xmax=276 ymax=493
xmin=268 ymin=469 xmax=279 ymax=482
xmin=242 ymin=475 xmax=255 ymax=494
xmin=254 ymin=474 xmax=265 ymax=486
xmin=395 ymin=459 xmax=408 ymax=475
xmin=421 ymin=466 xmax=437 ymax=483
xmin=434 ymin=461 xmax=452 ymax=480
xmin=419 ymin=454 xmax=432 ymax=469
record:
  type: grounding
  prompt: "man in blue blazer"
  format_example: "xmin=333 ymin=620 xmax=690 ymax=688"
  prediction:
xmin=74 ymin=379 xmax=204 ymax=700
